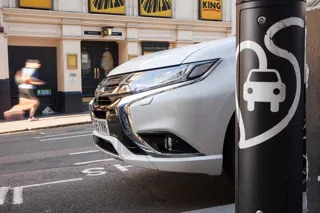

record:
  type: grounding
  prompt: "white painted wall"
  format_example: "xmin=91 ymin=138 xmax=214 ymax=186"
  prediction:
xmin=57 ymin=39 xmax=82 ymax=92
xmin=1 ymin=0 xmax=231 ymax=22
xmin=1 ymin=0 xmax=16 ymax=8
xmin=57 ymin=0 xmax=83 ymax=12
xmin=0 ymin=35 xmax=9 ymax=79
xmin=175 ymin=0 xmax=193 ymax=20
xmin=118 ymin=41 xmax=128 ymax=64
xmin=232 ymin=0 xmax=236 ymax=36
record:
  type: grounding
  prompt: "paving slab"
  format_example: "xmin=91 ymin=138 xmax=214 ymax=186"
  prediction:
xmin=184 ymin=193 xmax=307 ymax=213
xmin=0 ymin=113 xmax=92 ymax=134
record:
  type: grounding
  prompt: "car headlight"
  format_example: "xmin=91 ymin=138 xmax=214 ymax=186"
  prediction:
xmin=122 ymin=59 xmax=219 ymax=93
xmin=96 ymin=59 xmax=219 ymax=96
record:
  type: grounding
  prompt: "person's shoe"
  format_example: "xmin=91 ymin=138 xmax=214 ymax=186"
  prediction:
xmin=28 ymin=117 xmax=39 ymax=122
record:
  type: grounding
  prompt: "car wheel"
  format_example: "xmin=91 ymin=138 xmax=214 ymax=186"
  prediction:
xmin=223 ymin=112 xmax=235 ymax=182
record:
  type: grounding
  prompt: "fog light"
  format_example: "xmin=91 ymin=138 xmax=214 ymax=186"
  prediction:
xmin=139 ymin=133 xmax=200 ymax=154
xmin=165 ymin=137 xmax=173 ymax=151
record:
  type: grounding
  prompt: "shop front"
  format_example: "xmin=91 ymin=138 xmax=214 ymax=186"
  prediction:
xmin=81 ymin=41 xmax=119 ymax=103
xmin=141 ymin=42 xmax=170 ymax=55
xmin=7 ymin=45 xmax=58 ymax=117
xmin=0 ymin=4 xmax=231 ymax=119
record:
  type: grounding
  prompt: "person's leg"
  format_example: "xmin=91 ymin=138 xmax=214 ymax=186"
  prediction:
xmin=3 ymin=97 xmax=31 ymax=120
xmin=29 ymin=98 xmax=39 ymax=118
xmin=27 ymin=89 xmax=40 ymax=121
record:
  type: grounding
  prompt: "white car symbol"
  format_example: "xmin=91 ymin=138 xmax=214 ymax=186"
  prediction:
xmin=243 ymin=69 xmax=286 ymax=112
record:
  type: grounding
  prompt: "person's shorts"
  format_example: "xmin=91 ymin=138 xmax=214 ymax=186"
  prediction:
xmin=19 ymin=88 xmax=36 ymax=100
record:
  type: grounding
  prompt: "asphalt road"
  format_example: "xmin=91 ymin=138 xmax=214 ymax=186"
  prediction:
xmin=0 ymin=124 xmax=234 ymax=213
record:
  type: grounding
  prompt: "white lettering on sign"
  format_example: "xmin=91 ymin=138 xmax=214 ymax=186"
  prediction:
xmin=82 ymin=168 xmax=107 ymax=176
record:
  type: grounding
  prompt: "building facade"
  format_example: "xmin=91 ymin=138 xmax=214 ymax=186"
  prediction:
xmin=0 ymin=0 xmax=232 ymax=118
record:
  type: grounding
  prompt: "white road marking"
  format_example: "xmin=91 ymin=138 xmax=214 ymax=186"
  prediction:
xmin=74 ymin=159 xmax=115 ymax=166
xmin=114 ymin=164 xmax=129 ymax=172
xmin=40 ymin=134 xmax=92 ymax=142
xmin=20 ymin=178 xmax=83 ymax=189
xmin=69 ymin=150 xmax=100 ymax=155
xmin=125 ymin=165 xmax=134 ymax=168
xmin=35 ymin=131 xmax=93 ymax=139
xmin=0 ymin=187 xmax=10 ymax=205
xmin=82 ymin=168 xmax=107 ymax=176
xmin=12 ymin=187 xmax=23 ymax=205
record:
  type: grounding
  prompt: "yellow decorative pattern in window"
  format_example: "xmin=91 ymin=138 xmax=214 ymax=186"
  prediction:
xmin=89 ymin=0 xmax=126 ymax=15
xmin=19 ymin=0 xmax=53 ymax=10
xmin=139 ymin=0 xmax=172 ymax=18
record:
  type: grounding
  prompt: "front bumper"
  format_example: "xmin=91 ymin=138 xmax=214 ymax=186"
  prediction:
xmin=89 ymin=67 xmax=231 ymax=175
xmin=93 ymin=130 xmax=223 ymax=175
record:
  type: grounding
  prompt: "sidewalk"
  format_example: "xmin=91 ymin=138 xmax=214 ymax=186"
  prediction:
xmin=0 ymin=113 xmax=92 ymax=135
xmin=184 ymin=193 xmax=307 ymax=213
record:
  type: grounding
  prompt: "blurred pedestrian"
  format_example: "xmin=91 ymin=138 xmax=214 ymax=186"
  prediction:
xmin=4 ymin=59 xmax=45 ymax=121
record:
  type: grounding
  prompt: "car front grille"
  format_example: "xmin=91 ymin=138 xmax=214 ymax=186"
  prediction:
xmin=93 ymin=110 xmax=106 ymax=119
xmin=96 ymin=97 xmax=112 ymax=106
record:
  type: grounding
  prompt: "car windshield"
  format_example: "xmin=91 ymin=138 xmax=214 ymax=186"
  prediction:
xmin=249 ymin=71 xmax=278 ymax=82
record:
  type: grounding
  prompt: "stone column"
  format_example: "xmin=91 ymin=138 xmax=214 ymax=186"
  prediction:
xmin=0 ymin=34 xmax=11 ymax=119
xmin=57 ymin=38 xmax=82 ymax=113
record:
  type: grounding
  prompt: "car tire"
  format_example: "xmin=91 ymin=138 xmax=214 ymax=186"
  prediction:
xmin=223 ymin=112 xmax=236 ymax=183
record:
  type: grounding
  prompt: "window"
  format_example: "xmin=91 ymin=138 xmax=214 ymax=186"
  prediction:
xmin=141 ymin=42 xmax=170 ymax=55
xmin=139 ymin=0 xmax=172 ymax=18
xmin=199 ymin=0 xmax=222 ymax=21
xmin=88 ymin=0 xmax=126 ymax=15
xmin=18 ymin=0 xmax=53 ymax=10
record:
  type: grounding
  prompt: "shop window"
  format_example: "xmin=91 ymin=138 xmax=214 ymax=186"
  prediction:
xmin=101 ymin=51 xmax=114 ymax=76
xmin=18 ymin=0 xmax=53 ymax=10
xmin=139 ymin=0 xmax=172 ymax=18
xmin=141 ymin=42 xmax=170 ymax=55
xmin=199 ymin=0 xmax=222 ymax=21
xmin=88 ymin=0 xmax=126 ymax=15
xmin=81 ymin=51 xmax=92 ymax=80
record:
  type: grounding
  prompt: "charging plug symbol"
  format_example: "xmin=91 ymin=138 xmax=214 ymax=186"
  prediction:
xmin=243 ymin=69 xmax=286 ymax=112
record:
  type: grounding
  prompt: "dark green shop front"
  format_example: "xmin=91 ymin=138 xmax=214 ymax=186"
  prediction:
xmin=7 ymin=46 xmax=58 ymax=117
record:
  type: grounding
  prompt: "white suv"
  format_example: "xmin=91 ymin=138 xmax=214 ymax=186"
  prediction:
xmin=89 ymin=37 xmax=306 ymax=184
xmin=90 ymin=37 xmax=236 ymax=177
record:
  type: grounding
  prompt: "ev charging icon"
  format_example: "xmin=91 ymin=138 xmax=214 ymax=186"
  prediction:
xmin=236 ymin=17 xmax=305 ymax=149
xmin=243 ymin=69 xmax=286 ymax=112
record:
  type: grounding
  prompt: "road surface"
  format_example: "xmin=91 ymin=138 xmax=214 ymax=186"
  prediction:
xmin=0 ymin=124 xmax=234 ymax=213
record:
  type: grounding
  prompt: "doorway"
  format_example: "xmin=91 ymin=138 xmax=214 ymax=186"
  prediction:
xmin=81 ymin=41 xmax=119 ymax=102
xmin=8 ymin=46 xmax=58 ymax=115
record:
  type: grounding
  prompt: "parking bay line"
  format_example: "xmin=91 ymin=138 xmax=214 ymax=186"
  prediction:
xmin=74 ymin=158 xmax=115 ymax=166
xmin=19 ymin=178 xmax=83 ymax=189
xmin=12 ymin=187 xmax=23 ymax=205
xmin=114 ymin=164 xmax=134 ymax=172
xmin=10 ymin=178 xmax=83 ymax=205
xmin=69 ymin=150 xmax=100 ymax=155
xmin=35 ymin=130 xmax=93 ymax=139
xmin=39 ymin=134 xmax=92 ymax=142
xmin=0 ymin=187 xmax=10 ymax=205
